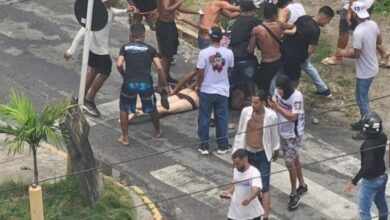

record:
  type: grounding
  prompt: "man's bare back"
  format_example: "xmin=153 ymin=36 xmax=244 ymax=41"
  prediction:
xmin=246 ymin=112 xmax=264 ymax=149
xmin=198 ymin=0 xmax=240 ymax=38
xmin=250 ymin=21 xmax=284 ymax=62
xmin=157 ymin=0 xmax=183 ymax=22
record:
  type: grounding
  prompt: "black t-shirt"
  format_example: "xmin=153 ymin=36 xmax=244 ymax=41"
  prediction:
xmin=132 ymin=0 xmax=156 ymax=13
xmin=229 ymin=15 xmax=261 ymax=61
xmin=119 ymin=41 xmax=158 ymax=84
xmin=281 ymin=15 xmax=320 ymax=64
xmin=352 ymin=133 xmax=387 ymax=185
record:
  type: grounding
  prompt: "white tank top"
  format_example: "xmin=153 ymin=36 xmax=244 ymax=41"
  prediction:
xmin=286 ymin=3 xmax=306 ymax=24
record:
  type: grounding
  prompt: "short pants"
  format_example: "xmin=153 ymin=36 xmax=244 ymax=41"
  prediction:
xmin=247 ymin=149 xmax=271 ymax=193
xmin=156 ymin=19 xmax=179 ymax=58
xmin=129 ymin=10 xmax=158 ymax=31
xmin=119 ymin=82 xmax=156 ymax=114
xmin=280 ymin=136 xmax=302 ymax=163
xmin=88 ymin=51 xmax=112 ymax=75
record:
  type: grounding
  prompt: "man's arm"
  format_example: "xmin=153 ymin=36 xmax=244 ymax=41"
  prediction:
xmin=270 ymin=113 xmax=280 ymax=160
xmin=278 ymin=8 xmax=290 ymax=23
xmin=178 ymin=5 xmax=198 ymax=14
xmin=116 ymin=55 xmax=125 ymax=76
xmin=233 ymin=108 xmax=248 ymax=151
xmin=247 ymin=28 xmax=259 ymax=54
xmin=268 ymin=99 xmax=298 ymax=121
xmin=153 ymin=57 xmax=168 ymax=88
xmin=171 ymin=68 xmax=197 ymax=94
xmin=307 ymin=44 xmax=316 ymax=56
xmin=221 ymin=9 xmax=241 ymax=19
xmin=64 ymin=28 xmax=86 ymax=60
xmin=336 ymin=48 xmax=362 ymax=59
xmin=196 ymin=68 xmax=205 ymax=93
xmin=242 ymin=186 xmax=260 ymax=206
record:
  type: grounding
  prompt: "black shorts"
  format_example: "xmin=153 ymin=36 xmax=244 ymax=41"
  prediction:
xmin=88 ymin=51 xmax=112 ymax=75
xmin=155 ymin=19 xmax=179 ymax=58
xmin=254 ymin=58 xmax=283 ymax=94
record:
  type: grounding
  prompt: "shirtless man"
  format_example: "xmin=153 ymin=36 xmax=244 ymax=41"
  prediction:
xmin=178 ymin=0 xmax=240 ymax=49
xmin=248 ymin=3 xmax=294 ymax=96
xmin=127 ymin=0 xmax=158 ymax=31
xmin=233 ymin=89 xmax=280 ymax=220
xmin=156 ymin=0 xmax=199 ymax=83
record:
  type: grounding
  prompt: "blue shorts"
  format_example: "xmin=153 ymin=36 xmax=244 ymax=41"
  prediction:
xmin=120 ymin=82 xmax=156 ymax=114
xmin=247 ymin=150 xmax=271 ymax=193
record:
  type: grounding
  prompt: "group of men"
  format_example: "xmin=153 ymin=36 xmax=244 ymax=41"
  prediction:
xmin=63 ymin=0 xmax=389 ymax=219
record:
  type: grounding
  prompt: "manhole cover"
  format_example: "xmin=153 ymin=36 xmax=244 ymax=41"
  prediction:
xmin=0 ymin=0 xmax=30 ymax=6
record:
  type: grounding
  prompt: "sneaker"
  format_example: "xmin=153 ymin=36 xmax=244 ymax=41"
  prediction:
xmin=352 ymin=131 xmax=368 ymax=140
xmin=198 ymin=146 xmax=209 ymax=155
xmin=350 ymin=121 xmax=362 ymax=131
xmin=217 ymin=145 xmax=232 ymax=155
xmin=296 ymin=184 xmax=308 ymax=197
xmin=288 ymin=193 xmax=301 ymax=210
xmin=312 ymin=89 xmax=332 ymax=98
xmin=83 ymin=99 xmax=100 ymax=117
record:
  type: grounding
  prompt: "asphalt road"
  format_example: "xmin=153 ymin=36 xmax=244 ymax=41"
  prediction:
xmin=1 ymin=0 xmax=389 ymax=219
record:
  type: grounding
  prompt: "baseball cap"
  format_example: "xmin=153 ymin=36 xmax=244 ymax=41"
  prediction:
xmin=240 ymin=0 xmax=256 ymax=11
xmin=208 ymin=27 xmax=223 ymax=41
xmin=351 ymin=1 xmax=370 ymax=19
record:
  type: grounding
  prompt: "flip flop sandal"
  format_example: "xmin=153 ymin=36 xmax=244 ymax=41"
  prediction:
xmin=160 ymin=90 xmax=170 ymax=110
xmin=321 ymin=57 xmax=341 ymax=65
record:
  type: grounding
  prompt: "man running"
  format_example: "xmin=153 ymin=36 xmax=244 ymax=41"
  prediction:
xmin=64 ymin=0 xmax=131 ymax=117
xmin=116 ymin=23 xmax=167 ymax=145
xmin=268 ymin=74 xmax=307 ymax=210
xmin=277 ymin=0 xmax=332 ymax=97
xmin=156 ymin=0 xmax=199 ymax=83
xmin=280 ymin=6 xmax=334 ymax=88
xmin=248 ymin=3 xmax=294 ymax=96
xmin=233 ymin=89 xmax=280 ymax=220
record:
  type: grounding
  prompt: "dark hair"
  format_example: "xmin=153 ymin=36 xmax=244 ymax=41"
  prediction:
xmin=254 ymin=89 xmax=269 ymax=106
xmin=264 ymin=3 xmax=278 ymax=19
xmin=232 ymin=149 xmax=248 ymax=159
xmin=275 ymin=74 xmax=294 ymax=99
xmin=319 ymin=6 xmax=335 ymax=18
xmin=130 ymin=23 xmax=146 ymax=37
xmin=276 ymin=0 xmax=292 ymax=8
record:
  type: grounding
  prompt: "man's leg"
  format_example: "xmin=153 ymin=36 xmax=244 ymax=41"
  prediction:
xmin=85 ymin=67 xmax=98 ymax=98
xmin=85 ymin=73 xmax=109 ymax=102
xmin=355 ymin=77 xmax=374 ymax=119
xmin=359 ymin=179 xmax=375 ymax=220
xmin=294 ymin=155 xmax=306 ymax=188
xmin=258 ymin=151 xmax=271 ymax=219
xmin=198 ymin=92 xmax=214 ymax=154
xmin=118 ymin=94 xmax=137 ymax=146
xmin=139 ymin=85 xmax=162 ymax=138
xmin=214 ymin=94 xmax=229 ymax=152
xmin=374 ymin=175 xmax=388 ymax=220
xmin=286 ymin=160 xmax=298 ymax=195
xmin=150 ymin=110 xmax=162 ymax=138
xmin=302 ymin=58 xmax=330 ymax=94
xmin=118 ymin=110 xmax=130 ymax=145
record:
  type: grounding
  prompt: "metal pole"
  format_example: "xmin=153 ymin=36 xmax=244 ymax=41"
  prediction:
xmin=78 ymin=0 xmax=95 ymax=105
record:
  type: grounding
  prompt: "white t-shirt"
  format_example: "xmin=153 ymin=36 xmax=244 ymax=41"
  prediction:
xmin=196 ymin=46 xmax=234 ymax=97
xmin=353 ymin=20 xmax=379 ymax=79
xmin=67 ymin=8 xmax=128 ymax=55
xmin=286 ymin=2 xmax=306 ymax=24
xmin=228 ymin=166 xmax=264 ymax=219
xmin=275 ymin=90 xmax=305 ymax=139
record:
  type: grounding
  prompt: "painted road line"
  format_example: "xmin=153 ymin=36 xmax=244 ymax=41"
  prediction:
xmin=151 ymin=164 xmax=280 ymax=220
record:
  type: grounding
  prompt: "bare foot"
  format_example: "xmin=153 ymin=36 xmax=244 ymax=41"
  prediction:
xmin=380 ymin=52 xmax=390 ymax=67
xmin=128 ymin=113 xmax=136 ymax=120
xmin=154 ymin=129 xmax=162 ymax=138
xmin=117 ymin=136 xmax=129 ymax=146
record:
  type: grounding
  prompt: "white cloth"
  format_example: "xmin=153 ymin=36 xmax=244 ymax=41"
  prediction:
xmin=274 ymin=90 xmax=305 ymax=139
xmin=233 ymin=107 xmax=280 ymax=162
xmin=66 ymin=7 xmax=128 ymax=55
xmin=353 ymin=20 xmax=379 ymax=79
xmin=228 ymin=166 xmax=264 ymax=219
xmin=196 ymin=46 xmax=234 ymax=97
xmin=343 ymin=0 xmax=375 ymax=9
xmin=286 ymin=2 xmax=306 ymax=24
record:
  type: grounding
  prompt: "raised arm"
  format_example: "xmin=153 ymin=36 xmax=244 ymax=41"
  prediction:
xmin=64 ymin=27 xmax=86 ymax=60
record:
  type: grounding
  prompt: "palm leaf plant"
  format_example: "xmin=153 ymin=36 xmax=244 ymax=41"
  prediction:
xmin=0 ymin=90 xmax=72 ymax=186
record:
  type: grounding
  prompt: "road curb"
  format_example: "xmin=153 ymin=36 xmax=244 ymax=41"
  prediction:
xmin=40 ymin=142 xmax=163 ymax=220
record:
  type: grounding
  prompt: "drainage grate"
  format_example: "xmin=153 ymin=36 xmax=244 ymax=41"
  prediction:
xmin=0 ymin=0 xmax=31 ymax=6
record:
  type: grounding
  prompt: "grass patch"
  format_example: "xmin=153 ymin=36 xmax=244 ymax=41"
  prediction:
xmin=0 ymin=177 xmax=135 ymax=220
xmin=374 ymin=0 xmax=390 ymax=14
xmin=311 ymin=37 xmax=332 ymax=63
